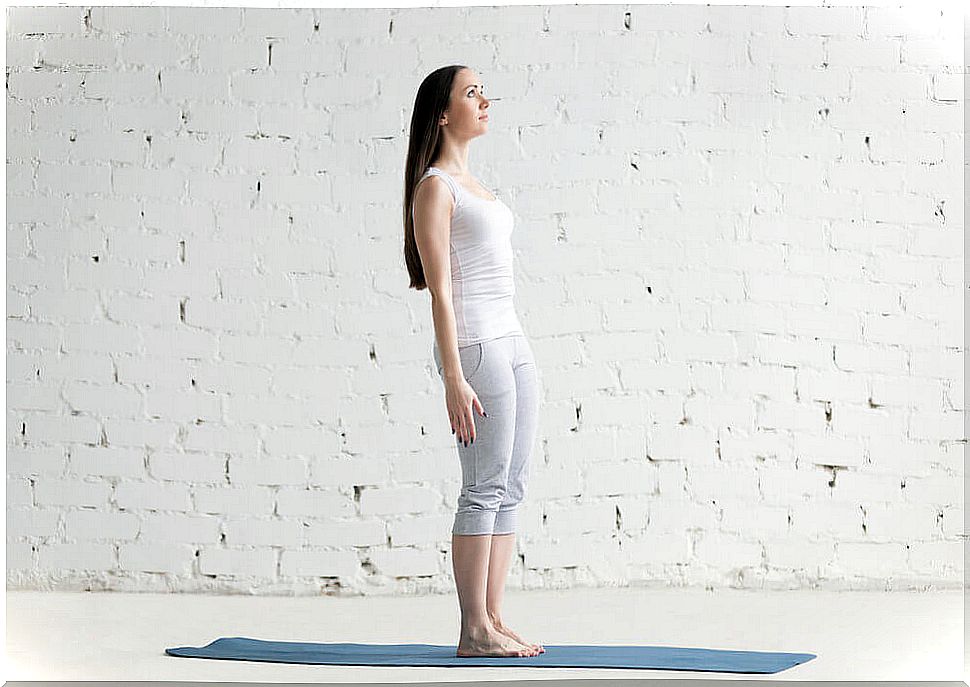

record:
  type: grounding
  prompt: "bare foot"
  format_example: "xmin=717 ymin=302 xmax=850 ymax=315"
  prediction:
xmin=457 ymin=624 xmax=540 ymax=657
xmin=493 ymin=620 xmax=545 ymax=654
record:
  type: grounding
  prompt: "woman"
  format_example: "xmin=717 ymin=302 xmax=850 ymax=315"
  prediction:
xmin=403 ymin=65 xmax=544 ymax=659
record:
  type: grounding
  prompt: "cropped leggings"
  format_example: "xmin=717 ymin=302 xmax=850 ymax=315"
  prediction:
xmin=433 ymin=333 xmax=539 ymax=536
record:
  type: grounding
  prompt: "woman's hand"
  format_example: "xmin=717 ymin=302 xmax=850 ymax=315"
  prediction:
xmin=444 ymin=376 xmax=486 ymax=446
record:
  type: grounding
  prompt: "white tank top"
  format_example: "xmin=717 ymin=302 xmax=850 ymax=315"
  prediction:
xmin=415 ymin=166 xmax=524 ymax=346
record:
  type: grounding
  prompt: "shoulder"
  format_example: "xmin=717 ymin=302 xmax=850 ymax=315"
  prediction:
xmin=413 ymin=173 xmax=455 ymax=216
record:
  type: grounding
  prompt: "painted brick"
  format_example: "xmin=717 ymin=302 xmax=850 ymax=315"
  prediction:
xmin=5 ymin=4 xmax=960 ymax=595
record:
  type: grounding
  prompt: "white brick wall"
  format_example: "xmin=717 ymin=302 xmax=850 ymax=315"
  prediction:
xmin=6 ymin=4 xmax=964 ymax=596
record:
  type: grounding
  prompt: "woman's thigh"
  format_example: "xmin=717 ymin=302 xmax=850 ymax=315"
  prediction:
xmin=434 ymin=337 xmax=519 ymax=487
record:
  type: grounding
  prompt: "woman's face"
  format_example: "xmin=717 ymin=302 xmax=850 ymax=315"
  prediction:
xmin=443 ymin=69 xmax=490 ymax=135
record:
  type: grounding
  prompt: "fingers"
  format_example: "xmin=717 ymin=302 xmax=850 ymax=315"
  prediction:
xmin=451 ymin=399 xmax=487 ymax=446
xmin=452 ymin=412 xmax=466 ymax=446
xmin=460 ymin=412 xmax=473 ymax=446
xmin=453 ymin=410 xmax=475 ymax=446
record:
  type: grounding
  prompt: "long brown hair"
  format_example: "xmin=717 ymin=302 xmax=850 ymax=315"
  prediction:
xmin=403 ymin=64 xmax=467 ymax=291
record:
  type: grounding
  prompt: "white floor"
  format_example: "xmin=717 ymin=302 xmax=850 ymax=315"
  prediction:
xmin=4 ymin=586 xmax=965 ymax=682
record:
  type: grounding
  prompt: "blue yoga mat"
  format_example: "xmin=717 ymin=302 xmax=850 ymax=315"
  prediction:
xmin=166 ymin=636 xmax=816 ymax=674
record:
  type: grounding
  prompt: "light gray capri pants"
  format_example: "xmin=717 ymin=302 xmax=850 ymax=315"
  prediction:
xmin=433 ymin=333 xmax=539 ymax=536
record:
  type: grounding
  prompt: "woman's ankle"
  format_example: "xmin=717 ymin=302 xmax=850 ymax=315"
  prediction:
xmin=460 ymin=616 xmax=493 ymax=636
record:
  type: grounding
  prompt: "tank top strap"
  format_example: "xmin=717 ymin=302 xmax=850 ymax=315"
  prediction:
xmin=420 ymin=166 xmax=463 ymax=207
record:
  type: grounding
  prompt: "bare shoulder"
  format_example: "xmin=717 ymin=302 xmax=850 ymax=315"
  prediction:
xmin=413 ymin=174 xmax=454 ymax=215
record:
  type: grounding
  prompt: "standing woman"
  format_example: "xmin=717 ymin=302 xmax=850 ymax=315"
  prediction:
xmin=403 ymin=66 xmax=544 ymax=659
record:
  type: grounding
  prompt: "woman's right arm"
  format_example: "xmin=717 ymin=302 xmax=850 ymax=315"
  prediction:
xmin=412 ymin=175 xmax=462 ymax=382
xmin=413 ymin=175 xmax=485 ymax=445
